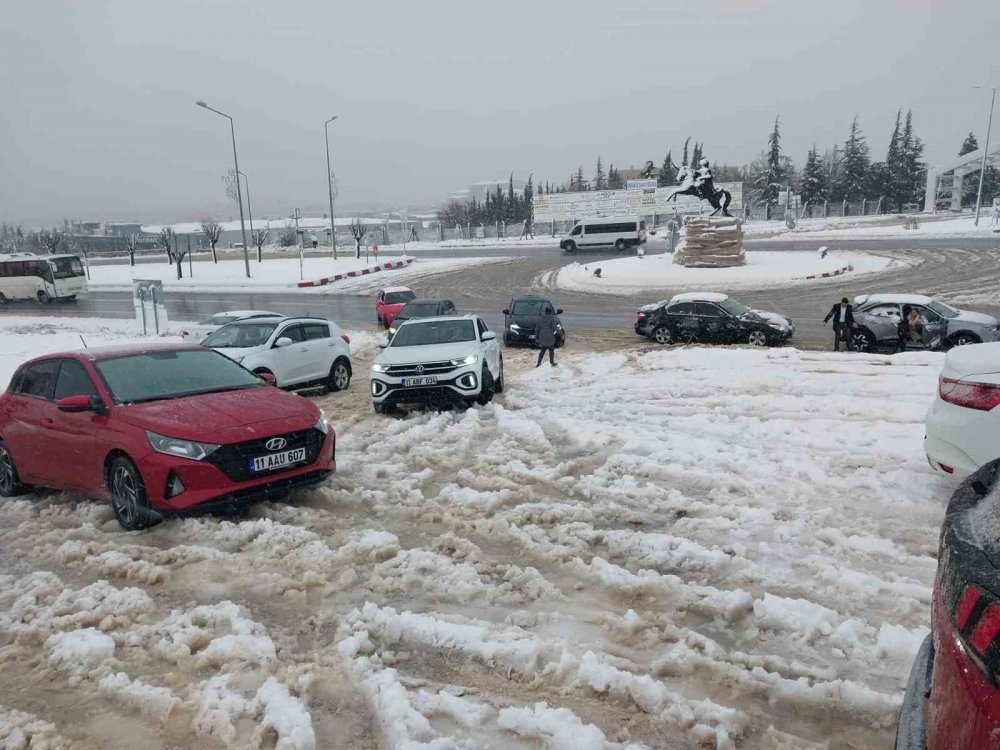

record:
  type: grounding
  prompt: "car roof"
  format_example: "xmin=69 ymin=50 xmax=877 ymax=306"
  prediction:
xmin=577 ymin=216 xmax=640 ymax=223
xmin=22 ymin=342 xmax=205 ymax=366
xmin=214 ymin=309 xmax=281 ymax=317
xmin=381 ymin=286 xmax=413 ymax=293
xmin=669 ymin=292 xmax=729 ymax=303
xmin=403 ymin=298 xmax=451 ymax=306
xmin=225 ymin=316 xmax=287 ymax=325
xmin=855 ymin=293 xmax=934 ymax=307
xmin=398 ymin=314 xmax=477 ymax=326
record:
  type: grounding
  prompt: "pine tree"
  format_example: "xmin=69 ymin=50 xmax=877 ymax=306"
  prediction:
xmin=659 ymin=151 xmax=677 ymax=187
xmin=594 ymin=156 xmax=607 ymax=190
xmin=575 ymin=165 xmax=586 ymax=192
xmin=755 ymin=117 xmax=786 ymax=205
xmin=884 ymin=110 xmax=905 ymax=209
xmin=691 ymin=142 xmax=703 ymax=168
xmin=801 ymin=146 xmax=826 ymax=204
xmin=681 ymin=137 xmax=691 ymax=167
xmin=901 ymin=110 xmax=925 ymax=206
xmin=959 ymin=132 xmax=979 ymax=157
xmin=522 ymin=175 xmax=534 ymax=227
xmin=837 ymin=117 xmax=871 ymax=202
xmin=507 ymin=174 xmax=517 ymax=221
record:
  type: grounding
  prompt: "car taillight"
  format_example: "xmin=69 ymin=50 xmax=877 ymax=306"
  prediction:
xmin=942 ymin=554 xmax=1000 ymax=682
xmin=636 ymin=312 xmax=646 ymax=321
xmin=341 ymin=334 xmax=350 ymax=344
xmin=939 ymin=376 xmax=1000 ymax=411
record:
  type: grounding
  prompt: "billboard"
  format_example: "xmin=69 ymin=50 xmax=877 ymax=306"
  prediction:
xmin=533 ymin=183 xmax=742 ymax=223
xmin=626 ymin=179 xmax=658 ymax=189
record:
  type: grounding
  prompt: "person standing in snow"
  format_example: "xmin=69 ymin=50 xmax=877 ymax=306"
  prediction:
xmin=823 ymin=297 xmax=856 ymax=352
xmin=535 ymin=307 xmax=560 ymax=368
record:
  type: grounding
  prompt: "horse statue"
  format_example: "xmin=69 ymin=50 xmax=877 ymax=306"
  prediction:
xmin=665 ymin=160 xmax=733 ymax=217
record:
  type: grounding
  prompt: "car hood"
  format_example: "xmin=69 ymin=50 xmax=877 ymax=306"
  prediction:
xmin=208 ymin=346 xmax=265 ymax=360
xmin=375 ymin=342 xmax=480 ymax=366
xmin=954 ymin=310 xmax=999 ymax=327
xmin=114 ymin=387 xmax=318 ymax=444
xmin=749 ymin=309 xmax=792 ymax=329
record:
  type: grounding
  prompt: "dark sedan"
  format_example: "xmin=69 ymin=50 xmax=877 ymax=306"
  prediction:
xmin=502 ymin=296 xmax=565 ymax=347
xmin=388 ymin=299 xmax=457 ymax=336
xmin=635 ymin=292 xmax=794 ymax=347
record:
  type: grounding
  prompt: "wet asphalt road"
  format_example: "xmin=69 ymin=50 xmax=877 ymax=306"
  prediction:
xmin=3 ymin=235 xmax=999 ymax=351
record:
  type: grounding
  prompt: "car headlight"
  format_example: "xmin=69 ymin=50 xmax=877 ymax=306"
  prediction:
xmin=315 ymin=412 xmax=330 ymax=435
xmin=388 ymin=327 xmax=397 ymax=336
xmin=146 ymin=431 xmax=220 ymax=461
xmin=767 ymin=321 xmax=785 ymax=329
xmin=450 ymin=354 xmax=478 ymax=366
xmin=372 ymin=362 xmax=390 ymax=373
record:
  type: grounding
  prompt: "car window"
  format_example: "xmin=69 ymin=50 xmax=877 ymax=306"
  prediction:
xmin=95 ymin=350 xmax=263 ymax=404
xmin=16 ymin=360 xmax=60 ymax=400
xmin=913 ymin=306 xmax=942 ymax=323
xmin=279 ymin=325 xmax=306 ymax=343
xmin=511 ymin=300 xmax=548 ymax=316
xmin=201 ymin=314 xmax=237 ymax=326
xmin=570 ymin=225 xmax=582 ymax=236
xmin=302 ymin=323 xmax=330 ymax=340
xmin=384 ymin=291 xmax=415 ymax=305
xmin=477 ymin=319 xmax=489 ymax=337
xmin=696 ymin=303 xmax=722 ymax=317
xmin=444 ymin=302 xmax=456 ymax=313
xmin=54 ymin=360 xmax=99 ymax=400
xmin=866 ymin=303 xmax=901 ymax=318
xmin=202 ymin=322 xmax=278 ymax=349
xmin=668 ymin=302 xmax=697 ymax=315
xmin=391 ymin=319 xmax=477 ymax=347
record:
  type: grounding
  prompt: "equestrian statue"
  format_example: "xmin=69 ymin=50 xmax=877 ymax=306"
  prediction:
xmin=665 ymin=159 xmax=733 ymax=217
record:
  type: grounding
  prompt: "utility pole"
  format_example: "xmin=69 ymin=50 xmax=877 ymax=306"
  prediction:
xmin=325 ymin=116 xmax=339 ymax=260
xmin=974 ymin=86 xmax=997 ymax=227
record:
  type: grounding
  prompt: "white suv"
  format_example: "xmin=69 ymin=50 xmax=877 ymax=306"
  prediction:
xmin=202 ymin=316 xmax=352 ymax=392
xmin=370 ymin=314 xmax=503 ymax=414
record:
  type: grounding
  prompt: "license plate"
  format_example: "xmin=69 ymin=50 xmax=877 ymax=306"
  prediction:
xmin=401 ymin=376 xmax=438 ymax=387
xmin=249 ymin=447 xmax=307 ymax=473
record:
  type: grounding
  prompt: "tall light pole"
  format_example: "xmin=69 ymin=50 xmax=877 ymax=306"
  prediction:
xmin=196 ymin=100 xmax=250 ymax=278
xmin=239 ymin=170 xmax=256 ymax=258
xmin=325 ymin=115 xmax=339 ymax=260
xmin=974 ymin=86 xmax=997 ymax=227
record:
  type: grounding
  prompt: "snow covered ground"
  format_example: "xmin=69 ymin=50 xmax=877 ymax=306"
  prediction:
xmin=746 ymin=214 xmax=1000 ymax=240
xmin=85 ymin=255 xmax=514 ymax=294
xmin=0 ymin=324 xmax=952 ymax=749
xmin=552 ymin=250 xmax=895 ymax=295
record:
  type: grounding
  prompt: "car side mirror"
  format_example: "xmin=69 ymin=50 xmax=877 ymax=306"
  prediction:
xmin=275 ymin=337 xmax=294 ymax=348
xmin=378 ymin=337 xmax=390 ymax=349
xmin=556 ymin=308 xmax=564 ymax=315
xmin=502 ymin=309 xmax=510 ymax=315
xmin=258 ymin=372 xmax=276 ymax=386
xmin=57 ymin=394 xmax=107 ymax=416
xmin=481 ymin=331 xmax=497 ymax=341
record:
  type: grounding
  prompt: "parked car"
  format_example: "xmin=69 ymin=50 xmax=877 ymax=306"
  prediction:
xmin=179 ymin=310 xmax=283 ymax=343
xmin=375 ymin=286 xmax=416 ymax=329
xmin=896 ymin=459 xmax=1000 ymax=749
xmin=635 ymin=292 xmax=794 ymax=347
xmin=559 ymin=216 xmax=646 ymax=252
xmin=370 ymin=315 xmax=503 ymax=414
xmin=0 ymin=344 xmax=336 ymax=530
xmin=851 ymin=294 xmax=1000 ymax=353
xmin=925 ymin=342 xmax=1000 ymax=479
xmin=202 ymin=316 xmax=352 ymax=392
xmin=388 ymin=299 xmax=457 ymax=336
xmin=502 ymin=296 xmax=565 ymax=347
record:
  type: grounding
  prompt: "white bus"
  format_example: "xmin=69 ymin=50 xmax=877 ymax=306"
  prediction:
xmin=559 ymin=216 xmax=647 ymax=253
xmin=0 ymin=253 xmax=88 ymax=304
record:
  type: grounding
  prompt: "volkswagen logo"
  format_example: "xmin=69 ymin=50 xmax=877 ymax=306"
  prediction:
xmin=415 ymin=364 xmax=425 ymax=374
xmin=265 ymin=437 xmax=287 ymax=452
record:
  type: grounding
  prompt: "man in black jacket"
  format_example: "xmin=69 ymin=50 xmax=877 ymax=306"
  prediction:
xmin=823 ymin=297 xmax=856 ymax=351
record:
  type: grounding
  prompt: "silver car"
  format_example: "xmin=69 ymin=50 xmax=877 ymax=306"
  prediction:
xmin=850 ymin=294 xmax=1000 ymax=352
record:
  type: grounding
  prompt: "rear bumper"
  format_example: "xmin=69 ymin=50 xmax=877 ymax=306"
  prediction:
xmin=895 ymin=634 xmax=932 ymax=750
xmin=924 ymin=398 xmax=998 ymax=479
xmin=505 ymin=328 xmax=565 ymax=347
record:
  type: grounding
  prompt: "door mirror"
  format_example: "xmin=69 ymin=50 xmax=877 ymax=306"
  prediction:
xmin=502 ymin=309 xmax=510 ymax=315
xmin=481 ymin=331 xmax=497 ymax=341
xmin=258 ymin=372 xmax=276 ymax=386
xmin=378 ymin=337 xmax=390 ymax=349
xmin=275 ymin=337 xmax=294 ymax=348
xmin=556 ymin=308 xmax=564 ymax=315
xmin=57 ymin=394 xmax=107 ymax=415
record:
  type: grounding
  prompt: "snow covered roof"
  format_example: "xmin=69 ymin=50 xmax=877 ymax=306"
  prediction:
xmin=669 ymin=292 xmax=729 ymax=303
xmin=855 ymin=293 xmax=933 ymax=307
xmin=380 ymin=285 xmax=413 ymax=293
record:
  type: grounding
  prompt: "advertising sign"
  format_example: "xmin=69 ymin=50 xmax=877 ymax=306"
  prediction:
xmin=533 ymin=183 xmax=742 ymax=223
xmin=626 ymin=179 xmax=658 ymax=190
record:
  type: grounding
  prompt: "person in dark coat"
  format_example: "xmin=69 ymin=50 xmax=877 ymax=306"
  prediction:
xmin=535 ymin=307 xmax=560 ymax=367
xmin=823 ymin=297 xmax=856 ymax=351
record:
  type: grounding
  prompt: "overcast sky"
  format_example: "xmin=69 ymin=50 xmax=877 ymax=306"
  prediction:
xmin=2 ymin=0 xmax=997 ymax=227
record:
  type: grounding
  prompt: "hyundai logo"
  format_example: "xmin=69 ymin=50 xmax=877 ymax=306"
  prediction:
xmin=265 ymin=437 xmax=287 ymax=452
xmin=415 ymin=364 xmax=425 ymax=374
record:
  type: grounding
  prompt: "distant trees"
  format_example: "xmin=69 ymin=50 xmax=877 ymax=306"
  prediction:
xmin=200 ymin=221 xmax=222 ymax=263
xmin=593 ymin=157 xmax=606 ymax=191
xmin=157 ymin=228 xmax=175 ymax=263
xmin=36 ymin=228 xmax=65 ymax=255
xmin=800 ymin=146 xmax=826 ymax=204
xmin=121 ymin=233 xmax=139 ymax=267
xmin=437 ymin=173 xmax=538 ymax=229
xmin=0 ymin=224 xmax=27 ymax=254
xmin=749 ymin=117 xmax=790 ymax=206
xmin=659 ymin=152 xmax=677 ymax=187
xmin=252 ymin=227 xmax=270 ymax=262
xmin=836 ymin=117 xmax=871 ymax=202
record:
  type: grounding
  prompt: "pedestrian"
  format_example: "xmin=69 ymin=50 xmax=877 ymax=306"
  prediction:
xmin=535 ymin=306 xmax=560 ymax=367
xmin=992 ymin=200 xmax=1000 ymax=226
xmin=823 ymin=297 xmax=856 ymax=352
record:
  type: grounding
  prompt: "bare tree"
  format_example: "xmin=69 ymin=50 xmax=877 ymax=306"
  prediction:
xmin=173 ymin=238 xmax=189 ymax=280
xmin=200 ymin=221 xmax=222 ymax=263
xmin=251 ymin=227 xmax=270 ymax=262
xmin=121 ymin=233 xmax=139 ymax=267
xmin=0 ymin=224 xmax=27 ymax=254
xmin=349 ymin=219 xmax=367 ymax=260
xmin=36 ymin=228 xmax=65 ymax=254
xmin=157 ymin=228 xmax=175 ymax=263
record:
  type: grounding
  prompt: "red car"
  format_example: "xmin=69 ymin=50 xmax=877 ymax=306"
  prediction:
xmin=0 ymin=344 xmax=335 ymax=530
xmin=896 ymin=459 xmax=1000 ymax=749
xmin=375 ymin=286 xmax=416 ymax=329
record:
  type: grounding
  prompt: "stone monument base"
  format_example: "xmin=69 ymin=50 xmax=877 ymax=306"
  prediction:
xmin=674 ymin=217 xmax=746 ymax=268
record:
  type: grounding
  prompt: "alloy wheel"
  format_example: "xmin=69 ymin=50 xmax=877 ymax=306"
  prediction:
xmin=334 ymin=362 xmax=350 ymax=390
xmin=0 ymin=446 xmax=15 ymax=494
xmin=748 ymin=330 xmax=768 ymax=347
xmin=653 ymin=327 xmax=672 ymax=345
xmin=111 ymin=465 xmax=139 ymax=527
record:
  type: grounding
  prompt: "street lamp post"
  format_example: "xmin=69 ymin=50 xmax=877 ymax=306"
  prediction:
xmin=974 ymin=86 xmax=997 ymax=227
xmin=196 ymin=100 xmax=251 ymax=278
xmin=325 ymin=116 xmax=339 ymax=260
xmin=239 ymin=170 xmax=257 ymax=260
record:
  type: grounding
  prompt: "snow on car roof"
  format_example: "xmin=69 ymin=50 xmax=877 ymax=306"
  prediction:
xmin=855 ymin=293 xmax=934 ymax=306
xmin=381 ymin=286 xmax=413 ymax=293
xmin=669 ymin=292 xmax=729 ymax=303
xmin=398 ymin=314 xmax=476 ymax=326
xmin=217 ymin=309 xmax=280 ymax=317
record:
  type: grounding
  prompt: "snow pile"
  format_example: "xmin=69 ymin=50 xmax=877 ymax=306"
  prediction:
xmin=497 ymin=702 xmax=610 ymax=749
xmin=97 ymin=672 xmax=181 ymax=722
xmin=0 ymin=706 xmax=71 ymax=750
xmin=252 ymin=677 xmax=316 ymax=750
xmin=45 ymin=627 xmax=115 ymax=670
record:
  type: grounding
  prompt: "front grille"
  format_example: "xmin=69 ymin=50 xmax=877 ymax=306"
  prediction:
xmin=207 ymin=428 xmax=325 ymax=482
xmin=385 ymin=361 xmax=457 ymax=377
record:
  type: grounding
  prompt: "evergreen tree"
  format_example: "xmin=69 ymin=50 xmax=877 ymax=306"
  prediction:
xmin=575 ymin=165 xmax=586 ymax=192
xmin=800 ymin=146 xmax=826 ymax=204
xmin=754 ymin=117 xmax=786 ymax=205
xmin=837 ymin=117 xmax=871 ymax=202
xmin=691 ymin=142 xmax=703 ymax=168
xmin=522 ymin=175 xmax=534 ymax=228
xmin=659 ymin=151 xmax=677 ymax=187
xmin=959 ymin=132 xmax=978 ymax=156
xmin=959 ymin=132 xmax=981 ymax=205
xmin=681 ymin=137 xmax=691 ymax=167
xmin=507 ymin=174 xmax=517 ymax=221
xmin=900 ymin=110 xmax=925 ymax=206
xmin=594 ymin=156 xmax=607 ymax=190
xmin=884 ymin=110 xmax=905 ymax=209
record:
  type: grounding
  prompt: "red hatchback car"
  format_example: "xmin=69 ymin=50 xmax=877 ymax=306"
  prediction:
xmin=897 ymin=459 xmax=1000 ymax=749
xmin=375 ymin=286 xmax=416 ymax=329
xmin=0 ymin=344 xmax=335 ymax=530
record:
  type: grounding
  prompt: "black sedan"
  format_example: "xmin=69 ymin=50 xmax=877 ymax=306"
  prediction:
xmin=388 ymin=299 xmax=457 ymax=336
xmin=502 ymin=296 xmax=565 ymax=347
xmin=635 ymin=292 xmax=794 ymax=347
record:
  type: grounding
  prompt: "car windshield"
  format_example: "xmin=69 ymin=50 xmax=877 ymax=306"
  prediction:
xmin=511 ymin=300 xmax=550 ymax=316
xmin=385 ymin=291 xmax=416 ymax=305
xmin=927 ymin=300 xmax=959 ymax=319
xmin=391 ymin=319 xmax=476 ymax=347
xmin=400 ymin=302 xmax=442 ymax=317
xmin=718 ymin=298 xmax=750 ymax=316
xmin=50 ymin=257 xmax=85 ymax=279
xmin=202 ymin=322 xmax=278 ymax=348
xmin=95 ymin=349 xmax=263 ymax=404
xmin=200 ymin=314 xmax=239 ymax=326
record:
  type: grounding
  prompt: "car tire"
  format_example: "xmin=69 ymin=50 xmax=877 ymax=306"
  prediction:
xmin=747 ymin=330 xmax=769 ymax=347
xmin=0 ymin=292 xmax=8 ymax=305
xmin=0 ymin=440 xmax=29 ymax=497
xmin=615 ymin=239 xmax=627 ymax=251
xmin=495 ymin=357 xmax=505 ymax=393
xmin=948 ymin=332 xmax=981 ymax=348
xmin=564 ymin=241 xmax=576 ymax=253
xmin=653 ymin=326 xmax=673 ymax=345
xmin=106 ymin=455 xmax=159 ymax=531
xmin=503 ymin=332 xmax=515 ymax=347
xmin=851 ymin=329 xmax=875 ymax=353
xmin=37 ymin=291 xmax=51 ymax=304
xmin=476 ymin=366 xmax=495 ymax=405
xmin=327 ymin=358 xmax=351 ymax=392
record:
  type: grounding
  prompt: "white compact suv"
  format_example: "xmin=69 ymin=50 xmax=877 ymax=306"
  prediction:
xmin=370 ymin=314 xmax=503 ymax=414
xmin=925 ymin=342 xmax=1000 ymax=479
xmin=202 ymin=316 xmax=352 ymax=392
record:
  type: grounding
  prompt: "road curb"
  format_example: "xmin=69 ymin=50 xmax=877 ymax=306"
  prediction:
xmin=803 ymin=264 xmax=853 ymax=281
xmin=297 ymin=258 xmax=414 ymax=288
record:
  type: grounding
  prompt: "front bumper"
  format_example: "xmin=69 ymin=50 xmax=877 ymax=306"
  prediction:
xmin=371 ymin=364 xmax=481 ymax=407
xmin=505 ymin=327 xmax=565 ymax=347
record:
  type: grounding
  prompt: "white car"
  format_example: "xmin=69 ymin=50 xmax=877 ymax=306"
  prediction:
xmin=180 ymin=310 xmax=283 ymax=343
xmin=370 ymin=315 xmax=503 ymax=414
xmin=202 ymin=316 xmax=352 ymax=392
xmin=925 ymin=342 xmax=1000 ymax=478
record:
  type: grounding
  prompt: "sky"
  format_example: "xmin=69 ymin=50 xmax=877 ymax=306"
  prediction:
xmin=1 ymin=0 xmax=998 ymax=227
